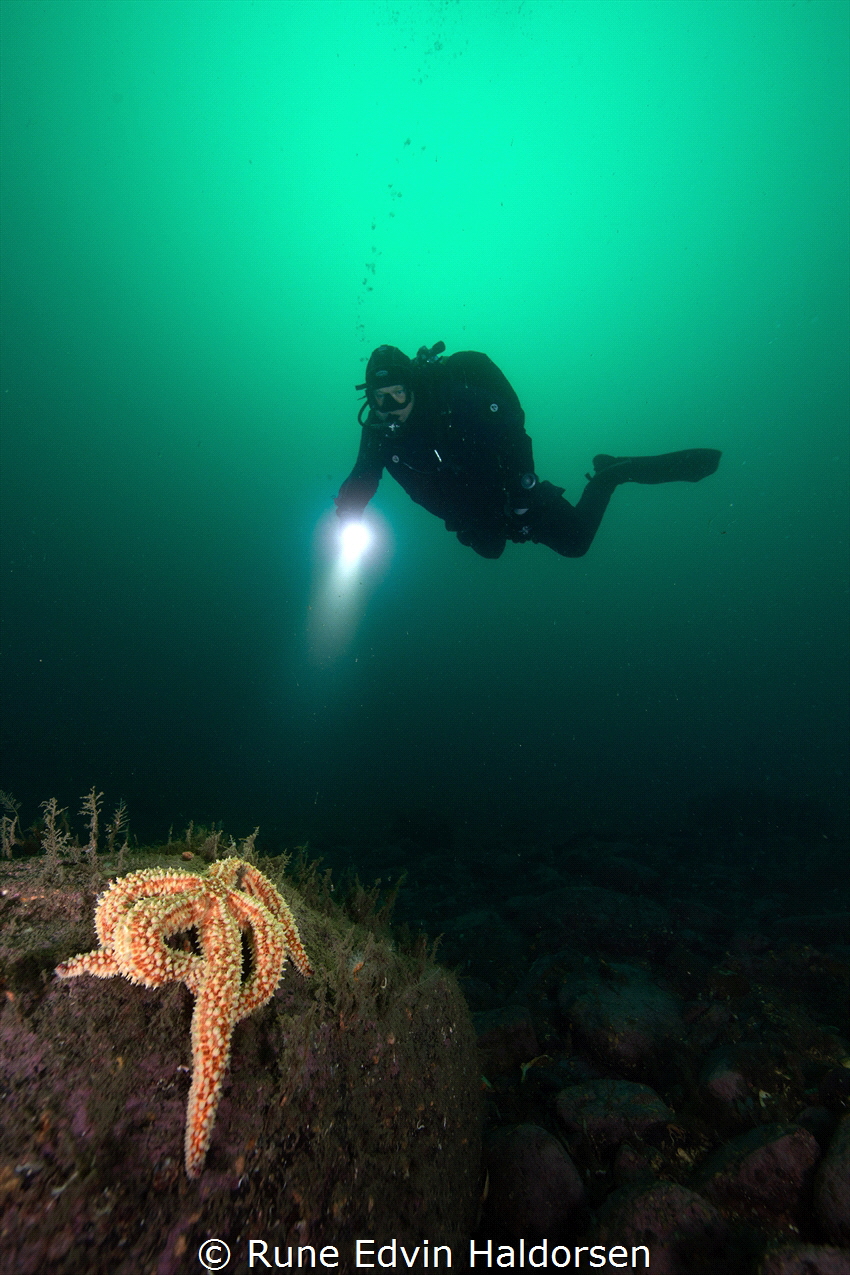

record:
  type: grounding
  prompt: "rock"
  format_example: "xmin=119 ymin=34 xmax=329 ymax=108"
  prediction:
xmin=773 ymin=913 xmax=850 ymax=944
xmin=794 ymin=1106 xmax=838 ymax=1153
xmin=613 ymin=1141 xmax=656 ymax=1187
xmin=594 ymin=1181 xmax=743 ymax=1275
xmin=698 ymin=1043 xmax=798 ymax=1127
xmin=504 ymin=885 xmax=673 ymax=956
xmin=555 ymin=1078 xmax=674 ymax=1153
xmin=481 ymin=1123 xmax=585 ymax=1243
xmin=730 ymin=932 xmax=773 ymax=955
xmin=759 ymin=1244 xmax=850 ymax=1275
xmin=458 ymin=975 xmax=500 ymax=1012
xmin=440 ymin=907 xmax=525 ymax=974
xmin=669 ymin=898 xmax=731 ymax=937
xmin=473 ymin=1004 xmax=539 ymax=1077
xmin=450 ymin=908 xmax=502 ymax=937
xmin=0 ymin=854 xmax=480 ymax=1275
xmin=684 ymin=1002 xmax=734 ymax=1052
xmin=695 ymin=1123 xmax=821 ymax=1229
xmin=700 ymin=1049 xmax=753 ymax=1114
xmin=816 ymin=1113 xmax=850 ymax=1245
xmin=558 ymin=963 xmax=683 ymax=1074
xmin=518 ymin=1055 xmax=602 ymax=1097
xmin=819 ymin=1067 xmax=850 ymax=1114
xmin=590 ymin=848 xmax=662 ymax=894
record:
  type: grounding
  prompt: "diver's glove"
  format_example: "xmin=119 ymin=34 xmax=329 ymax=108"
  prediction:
xmin=335 ymin=473 xmax=379 ymax=518
xmin=334 ymin=496 xmax=367 ymax=521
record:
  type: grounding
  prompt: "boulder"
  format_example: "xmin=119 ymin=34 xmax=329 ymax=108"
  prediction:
xmin=612 ymin=1141 xmax=656 ymax=1188
xmin=555 ymin=1078 xmax=674 ymax=1154
xmin=481 ymin=1123 xmax=585 ymax=1243
xmin=695 ymin=1123 xmax=821 ymax=1229
xmin=474 ymin=1003 xmax=539 ymax=1078
xmin=816 ymin=1114 xmax=850 ymax=1245
xmin=0 ymin=853 xmax=480 ymax=1275
xmin=819 ymin=1068 xmax=850 ymax=1114
xmin=759 ymin=1244 xmax=850 ymax=1275
xmin=505 ymin=885 xmax=673 ymax=957
xmin=591 ymin=850 xmax=662 ymax=894
xmin=700 ymin=1049 xmax=753 ymax=1115
xmin=794 ymin=1106 xmax=838 ymax=1153
xmin=558 ymin=963 xmax=683 ymax=1074
xmin=594 ymin=1181 xmax=743 ymax=1275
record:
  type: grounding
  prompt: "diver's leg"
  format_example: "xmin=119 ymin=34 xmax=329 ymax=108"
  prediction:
xmin=520 ymin=478 xmax=615 ymax=558
xmin=525 ymin=447 xmax=722 ymax=558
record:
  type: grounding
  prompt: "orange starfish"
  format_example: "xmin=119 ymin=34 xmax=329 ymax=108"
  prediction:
xmin=56 ymin=858 xmax=312 ymax=1177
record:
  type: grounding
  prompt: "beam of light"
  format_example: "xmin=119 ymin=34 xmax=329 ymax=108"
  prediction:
xmin=339 ymin=519 xmax=372 ymax=568
xmin=306 ymin=511 xmax=391 ymax=665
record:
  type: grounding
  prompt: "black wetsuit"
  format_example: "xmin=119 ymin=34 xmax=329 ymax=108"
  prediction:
xmin=335 ymin=351 xmax=617 ymax=559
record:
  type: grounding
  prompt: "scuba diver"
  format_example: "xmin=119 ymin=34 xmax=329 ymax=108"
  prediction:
xmin=335 ymin=342 xmax=721 ymax=559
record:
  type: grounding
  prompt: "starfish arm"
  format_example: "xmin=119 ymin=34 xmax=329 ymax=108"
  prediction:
xmin=209 ymin=860 xmax=312 ymax=979
xmin=237 ymin=862 xmax=285 ymax=913
xmin=56 ymin=949 xmax=121 ymax=979
xmin=274 ymin=902 xmax=312 ymax=978
xmin=239 ymin=865 xmax=313 ymax=978
xmin=207 ymin=858 xmax=241 ymax=888
xmin=94 ymin=867 xmax=202 ymax=950
xmin=184 ymin=904 xmax=243 ymax=1177
xmin=181 ymin=960 xmax=206 ymax=997
xmin=113 ymin=894 xmax=206 ymax=988
xmin=226 ymin=892 xmax=287 ymax=1021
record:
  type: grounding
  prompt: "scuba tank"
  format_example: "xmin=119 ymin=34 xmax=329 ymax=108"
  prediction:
xmin=414 ymin=340 xmax=446 ymax=366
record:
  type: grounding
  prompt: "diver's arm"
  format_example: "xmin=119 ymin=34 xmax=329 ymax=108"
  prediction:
xmin=334 ymin=428 xmax=384 ymax=519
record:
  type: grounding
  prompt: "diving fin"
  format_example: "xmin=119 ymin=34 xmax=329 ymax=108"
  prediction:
xmin=592 ymin=449 xmax=721 ymax=485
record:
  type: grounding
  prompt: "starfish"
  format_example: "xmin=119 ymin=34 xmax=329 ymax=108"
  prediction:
xmin=56 ymin=858 xmax=312 ymax=1177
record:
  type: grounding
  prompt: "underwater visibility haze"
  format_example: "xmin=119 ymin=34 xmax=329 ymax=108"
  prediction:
xmin=1 ymin=0 xmax=847 ymax=844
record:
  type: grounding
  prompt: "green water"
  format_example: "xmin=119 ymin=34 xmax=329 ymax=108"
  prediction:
xmin=1 ymin=0 xmax=847 ymax=841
